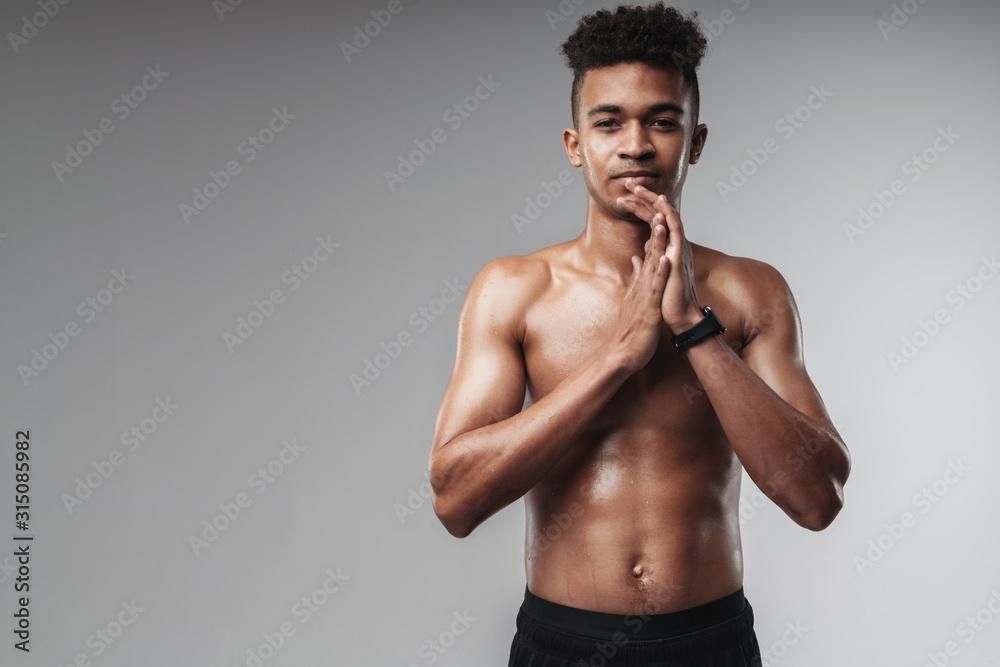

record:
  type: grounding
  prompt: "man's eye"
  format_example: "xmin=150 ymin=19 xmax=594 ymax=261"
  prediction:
xmin=653 ymin=119 xmax=677 ymax=128
xmin=595 ymin=119 xmax=618 ymax=128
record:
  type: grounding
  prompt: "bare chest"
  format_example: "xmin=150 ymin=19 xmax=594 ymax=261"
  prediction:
xmin=521 ymin=281 xmax=742 ymax=432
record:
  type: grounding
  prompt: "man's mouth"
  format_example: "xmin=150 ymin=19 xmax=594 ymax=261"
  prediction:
xmin=613 ymin=171 xmax=659 ymax=187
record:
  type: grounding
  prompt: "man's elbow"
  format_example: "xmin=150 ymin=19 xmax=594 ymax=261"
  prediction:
xmin=798 ymin=446 xmax=851 ymax=531
xmin=794 ymin=483 xmax=845 ymax=532
xmin=428 ymin=462 xmax=478 ymax=538
xmin=431 ymin=493 xmax=477 ymax=538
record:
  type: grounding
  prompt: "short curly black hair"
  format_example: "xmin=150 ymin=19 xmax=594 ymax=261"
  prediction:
xmin=559 ymin=2 xmax=708 ymax=129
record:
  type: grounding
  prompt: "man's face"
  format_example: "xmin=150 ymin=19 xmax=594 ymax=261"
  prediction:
xmin=563 ymin=61 xmax=707 ymax=221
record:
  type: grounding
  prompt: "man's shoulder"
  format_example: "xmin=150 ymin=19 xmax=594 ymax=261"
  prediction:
xmin=696 ymin=243 xmax=789 ymax=302
xmin=695 ymin=244 xmax=797 ymax=347
xmin=463 ymin=247 xmax=560 ymax=340
xmin=471 ymin=239 xmax=575 ymax=295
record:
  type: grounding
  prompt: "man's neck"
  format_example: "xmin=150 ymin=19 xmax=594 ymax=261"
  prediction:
xmin=571 ymin=195 xmax=683 ymax=286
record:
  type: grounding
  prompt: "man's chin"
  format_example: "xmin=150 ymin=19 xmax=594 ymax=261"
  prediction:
xmin=610 ymin=206 xmax=647 ymax=224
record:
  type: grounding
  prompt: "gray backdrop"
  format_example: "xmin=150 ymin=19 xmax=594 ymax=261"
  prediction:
xmin=2 ymin=0 xmax=999 ymax=665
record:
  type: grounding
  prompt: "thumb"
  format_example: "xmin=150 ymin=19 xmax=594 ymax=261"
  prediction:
xmin=629 ymin=255 xmax=641 ymax=286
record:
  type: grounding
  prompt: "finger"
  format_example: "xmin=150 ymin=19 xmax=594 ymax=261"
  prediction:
xmin=642 ymin=190 xmax=679 ymax=234
xmin=617 ymin=196 xmax=656 ymax=224
xmin=649 ymin=253 xmax=670 ymax=299
xmin=656 ymin=195 xmax=684 ymax=238
xmin=643 ymin=225 xmax=660 ymax=265
xmin=623 ymin=177 xmax=660 ymax=200
xmin=652 ymin=200 xmax=679 ymax=257
xmin=637 ymin=226 xmax=653 ymax=274
xmin=624 ymin=184 xmax=676 ymax=229
xmin=650 ymin=211 xmax=665 ymax=234
xmin=638 ymin=251 xmax=667 ymax=292
xmin=619 ymin=184 xmax=657 ymax=211
xmin=650 ymin=218 xmax=666 ymax=255
xmin=626 ymin=181 xmax=663 ymax=207
xmin=642 ymin=224 xmax=666 ymax=283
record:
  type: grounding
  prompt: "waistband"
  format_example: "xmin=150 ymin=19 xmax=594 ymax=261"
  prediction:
xmin=515 ymin=587 xmax=755 ymax=663
xmin=521 ymin=585 xmax=747 ymax=641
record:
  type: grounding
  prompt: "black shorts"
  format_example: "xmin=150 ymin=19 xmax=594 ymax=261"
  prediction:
xmin=507 ymin=585 xmax=762 ymax=666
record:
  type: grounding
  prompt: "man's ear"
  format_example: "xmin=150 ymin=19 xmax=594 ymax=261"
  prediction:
xmin=689 ymin=123 xmax=708 ymax=164
xmin=563 ymin=126 xmax=583 ymax=167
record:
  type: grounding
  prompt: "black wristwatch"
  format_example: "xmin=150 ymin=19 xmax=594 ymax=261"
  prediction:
xmin=670 ymin=306 xmax=726 ymax=351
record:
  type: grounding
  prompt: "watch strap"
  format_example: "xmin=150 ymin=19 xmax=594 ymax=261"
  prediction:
xmin=671 ymin=306 xmax=726 ymax=351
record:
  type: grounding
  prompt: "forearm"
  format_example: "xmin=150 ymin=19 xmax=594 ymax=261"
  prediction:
xmin=431 ymin=343 xmax=632 ymax=538
xmin=684 ymin=336 xmax=851 ymax=530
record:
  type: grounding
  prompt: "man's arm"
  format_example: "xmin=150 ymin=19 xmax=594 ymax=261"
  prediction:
xmin=429 ymin=222 xmax=671 ymax=538
xmin=685 ymin=259 xmax=851 ymax=531
xmin=616 ymin=179 xmax=850 ymax=531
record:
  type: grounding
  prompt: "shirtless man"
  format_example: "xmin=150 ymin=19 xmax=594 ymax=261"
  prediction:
xmin=428 ymin=4 xmax=851 ymax=665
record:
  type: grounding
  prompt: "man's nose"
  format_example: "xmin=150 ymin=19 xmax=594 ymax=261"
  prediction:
xmin=618 ymin=122 xmax=654 ymax=160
